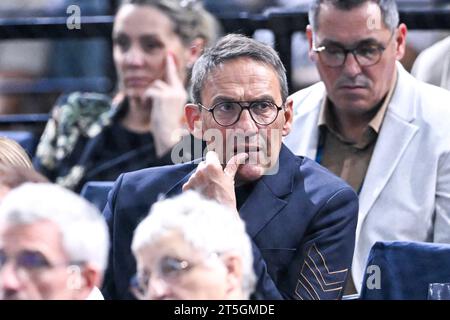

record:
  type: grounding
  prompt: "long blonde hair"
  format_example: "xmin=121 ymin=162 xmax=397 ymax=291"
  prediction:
xmin=0 ymin=137 xmax=32 ymax=169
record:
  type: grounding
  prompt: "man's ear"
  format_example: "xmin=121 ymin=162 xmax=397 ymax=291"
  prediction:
xmin=395 ymin=23 xmax=408 ymax=61
xmin=185 ymin=103 xmax=203 ymax=140
xmin=306 ymin=25 xmax=316 ymax=61
xmin=282 ymin=98 xmax=294 ymax=137
xmin=221 ymin=253 xmax=244 ymax=297
xmin=187 ymin=37 xmax=206 ymax=68
xmin=68 ymin=264 xmax=100 ymax=300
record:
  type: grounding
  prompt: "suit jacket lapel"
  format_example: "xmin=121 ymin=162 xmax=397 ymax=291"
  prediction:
xmin=240 ymin=145 xmax=294 ymax=238
xmin=164 ymin=167 xmax=196 ymax=198
xmin=356 ymin=65 xmax=419 ymax=237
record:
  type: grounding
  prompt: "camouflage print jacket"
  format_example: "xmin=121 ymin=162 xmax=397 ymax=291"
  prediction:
xmin=33 ymin=92 xmax=171 ymax=192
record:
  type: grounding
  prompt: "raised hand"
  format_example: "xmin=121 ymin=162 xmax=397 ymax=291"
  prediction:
xmin=143 ymin=52 xmax=188 ymax=157
xmin=182 ymin=151 xmax=248 ymax=210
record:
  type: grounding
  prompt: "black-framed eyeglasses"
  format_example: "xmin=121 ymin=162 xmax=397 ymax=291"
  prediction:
xmin=129 ymin=256 xmax=192 ymax=300
xmin=312 ymin=32 xmax=395 ymax=67
xmin=197 ymin=100 xmax=284 ymax=127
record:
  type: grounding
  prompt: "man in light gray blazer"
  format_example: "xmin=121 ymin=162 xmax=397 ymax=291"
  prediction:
xmin=412 ymin=36 xmax=450 ymax=91
xmin=284 ymin=0 xmax=450 ymax=295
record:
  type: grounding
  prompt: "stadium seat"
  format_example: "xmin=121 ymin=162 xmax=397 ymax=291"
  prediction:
xmin=80 ymin=181 xmax=114 ymax=213
xmin=360 ymin=241 xmax=450 ymax=300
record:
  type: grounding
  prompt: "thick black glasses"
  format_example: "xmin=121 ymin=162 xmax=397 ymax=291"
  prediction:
xmin=312 ymin=33 xmax=395 ymax=67
xmin=198 ymin=100 xmax=284 ymax=127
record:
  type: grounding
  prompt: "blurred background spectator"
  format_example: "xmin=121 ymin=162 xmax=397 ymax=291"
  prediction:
xmin=397 ymin=0 xmax=450 ymax=72
xmin=0 ymin=136 xmax=48 ymax=202
xmin=412 ymin=36 xmax=450 ymax=91
xmin=33 ymin=0 xmax=220 ymax=192
xmin=0 ymin=166 xmax=49 ymax=202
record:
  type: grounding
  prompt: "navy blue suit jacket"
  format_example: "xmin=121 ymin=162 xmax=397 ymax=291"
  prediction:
xmin=102 ymin=144 xmax=358 ymax=300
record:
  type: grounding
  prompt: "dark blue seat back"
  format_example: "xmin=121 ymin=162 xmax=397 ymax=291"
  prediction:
xmin=360 ymin=241 xmax=450 ymax=300
xmin=80 ymin=181 xmax=114 ymax=213
xmin=0 ymin=130 xmax=38 ymax=156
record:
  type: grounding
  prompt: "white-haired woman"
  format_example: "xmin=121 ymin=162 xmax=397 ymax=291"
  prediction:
xmin=131 ymin=191 xmax=256 ymax=300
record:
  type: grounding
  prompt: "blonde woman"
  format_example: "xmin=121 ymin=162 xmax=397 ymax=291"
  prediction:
xmin=0 ymin=165 xmax=49 ymax=201
xmin=0 ymin=137 xmax=43 ymax=201
xmin=34 ymin=0 xmax=220 ymax=192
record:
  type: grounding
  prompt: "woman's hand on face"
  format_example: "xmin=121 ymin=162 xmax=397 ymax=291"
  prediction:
xmin=143 ymin=52 xmax=188 ymax=157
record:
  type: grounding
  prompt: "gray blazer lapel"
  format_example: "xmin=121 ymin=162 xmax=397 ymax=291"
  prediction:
xmin=357 ymin=66 xmax=419 ymax=232
xmin=358 ymin=113 xmax=418 ymax=224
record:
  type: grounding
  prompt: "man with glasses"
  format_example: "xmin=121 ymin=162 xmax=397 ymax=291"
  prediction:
xmin=130 ymin=191 xmax=255 ymax=300
xmin=284 ymin=0 xmax=450 ymax=295
xmin=102 ymin=33 xmax=358 ymax=300
xmin=0 ymin=183 xmax=109 ymax=300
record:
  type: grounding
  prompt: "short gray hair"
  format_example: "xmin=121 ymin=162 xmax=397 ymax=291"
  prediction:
xmin=190 ymin=33 xmax=288 ymax=104
xmin=0 ymin=183 xmax=109 ymax=272
xmin=309 ymin=0 xmax=399 ymax=32
xmin=121 ymin=0 xmax=221 ymax=47
xmin=132 ymin=191 xmax=256 ymax=298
